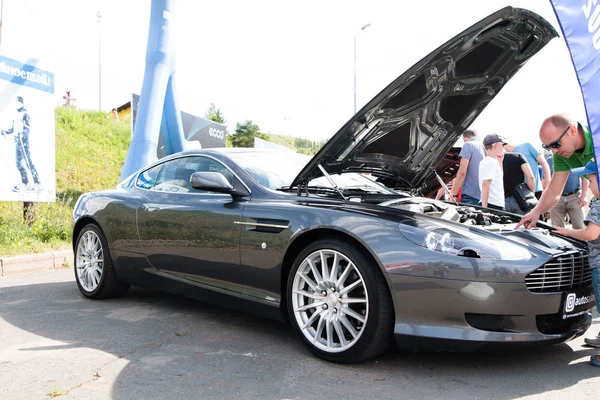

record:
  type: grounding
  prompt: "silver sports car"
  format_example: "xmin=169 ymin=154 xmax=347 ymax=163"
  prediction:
xmin=72 ymin=7 xmax=596 ymax=363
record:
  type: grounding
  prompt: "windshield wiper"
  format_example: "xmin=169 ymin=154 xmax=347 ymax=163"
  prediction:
xmin=306 ymin=185 xmax=338 ymax=192
xmin=317 ymin=164 xmax=347 ymax=200
xmin=305 ymin=185 xmax=347 ymax=198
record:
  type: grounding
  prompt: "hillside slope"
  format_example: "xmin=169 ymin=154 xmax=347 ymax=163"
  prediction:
xmin=55 ymin=108 xmax=131 ymax=199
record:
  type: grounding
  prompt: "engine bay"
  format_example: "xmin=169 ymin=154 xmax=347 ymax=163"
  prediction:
xmin=380 ymin=197 xmax=581 ymax=252
xmin=381 ymin=197 xmax=517 ymax=227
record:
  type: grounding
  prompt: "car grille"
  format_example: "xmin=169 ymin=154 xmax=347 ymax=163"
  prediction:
xmin=525 ymin=250 xmax=592 ymax=293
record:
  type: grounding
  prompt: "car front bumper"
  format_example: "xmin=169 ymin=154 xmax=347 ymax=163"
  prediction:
xmin=385 ymin=273 xmax=594 ymax=350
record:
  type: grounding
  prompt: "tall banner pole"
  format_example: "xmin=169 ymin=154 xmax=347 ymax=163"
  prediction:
xmin=549 ymin=1 xmax=600 ymax=189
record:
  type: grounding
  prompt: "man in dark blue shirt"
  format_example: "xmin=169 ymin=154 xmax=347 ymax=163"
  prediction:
xmin=545 ymin=153 xmax=588 ymax=228
xmin=451 ymin=130 xmax=486 ymax=205
xmin=1 ymin=96 xmax=41 ymax=192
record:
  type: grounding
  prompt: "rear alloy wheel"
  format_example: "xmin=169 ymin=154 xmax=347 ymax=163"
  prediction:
xmin=287 ymin=239 xmax=393 ymax=363
xmin=74 ymin=224 xmax=129 ymax=299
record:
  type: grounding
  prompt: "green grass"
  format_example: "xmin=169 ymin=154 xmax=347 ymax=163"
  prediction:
xmin=55 ymin=108 xmax=131 ymax=197
xmin=0 ymin=108 xmax=131 ymax=257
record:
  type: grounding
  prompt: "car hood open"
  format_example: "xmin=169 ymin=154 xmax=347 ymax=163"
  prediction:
xmin=290 ymin=7 xmax=558 ymax=190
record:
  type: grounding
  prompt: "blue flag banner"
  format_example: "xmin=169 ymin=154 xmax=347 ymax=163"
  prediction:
xmin=549 ymin=1 xmax=600 ymax=188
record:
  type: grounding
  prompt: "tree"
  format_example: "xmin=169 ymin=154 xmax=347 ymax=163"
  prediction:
xmin=231 ymin=120 xmax=267 ymax=147
xmin=294 ymin=137 xmax=325 ymax=156
xmin=205 ymin=103 xmax=225 ymax=124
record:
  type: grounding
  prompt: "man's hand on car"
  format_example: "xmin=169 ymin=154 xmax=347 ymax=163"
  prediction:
xmin=515 ymin=208 xmax=540 ymax=229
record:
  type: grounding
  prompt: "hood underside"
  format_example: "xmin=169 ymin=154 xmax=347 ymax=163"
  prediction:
xmin=291 ymin=7 xmax=558 ymax=190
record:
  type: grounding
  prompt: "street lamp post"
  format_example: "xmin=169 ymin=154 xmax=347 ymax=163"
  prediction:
xmin=97 ymin=11 xmax=102 ymax=110
xmin=354 ymin=23 xmax=371 ymax=114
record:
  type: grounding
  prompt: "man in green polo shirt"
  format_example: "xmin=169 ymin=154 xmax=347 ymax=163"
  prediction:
xmin=516 ymin=114 xmax=594 ymax=229
xmin=516 ymin=113 xmax=600 ymax=351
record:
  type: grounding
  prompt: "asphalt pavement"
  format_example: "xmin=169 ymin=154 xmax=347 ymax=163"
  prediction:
xmin=0 ymin=268 xmax=599 ymax=400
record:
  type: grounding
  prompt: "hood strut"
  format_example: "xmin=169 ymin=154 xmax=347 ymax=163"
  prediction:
xmin=318 ymin=164 xmax=347 ymax=200
xmin=434 ymin=172 xmax=458 ymax=206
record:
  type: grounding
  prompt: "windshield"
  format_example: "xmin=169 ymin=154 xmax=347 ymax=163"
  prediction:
xmin=223 ymin=150 xmax=395 ymax=194
xmin=224 ymin=150 xmax=310 ymax=189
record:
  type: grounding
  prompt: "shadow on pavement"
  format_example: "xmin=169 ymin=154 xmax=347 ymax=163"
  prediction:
xmin=0 ymin=279 xmax=598 ymax=399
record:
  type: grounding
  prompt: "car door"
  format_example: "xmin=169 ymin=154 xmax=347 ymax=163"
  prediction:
xmin=136 ymin=155 xmax=245 ymax=292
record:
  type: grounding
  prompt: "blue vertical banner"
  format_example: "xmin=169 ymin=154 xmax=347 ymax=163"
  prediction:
xmin=550 ymin=1 xmax=600 ymax=187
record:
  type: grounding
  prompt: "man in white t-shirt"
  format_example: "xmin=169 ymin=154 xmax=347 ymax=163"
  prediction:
xmin=479 ymin=133 xmax=506 ymax=210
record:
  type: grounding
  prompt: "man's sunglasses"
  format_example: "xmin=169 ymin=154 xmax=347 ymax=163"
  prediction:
xmin=542 ymin=126 xmax=570 ymax=150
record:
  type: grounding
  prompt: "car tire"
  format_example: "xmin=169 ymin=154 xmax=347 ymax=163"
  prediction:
xmin=74 ymin=223 xmax=129 ymax=299
xmin=287 ymin=238 xmax=393 ymax=363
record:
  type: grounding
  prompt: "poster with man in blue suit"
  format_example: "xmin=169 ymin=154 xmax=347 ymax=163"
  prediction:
xmin=0 ymin=52 xmax=55 ymax=202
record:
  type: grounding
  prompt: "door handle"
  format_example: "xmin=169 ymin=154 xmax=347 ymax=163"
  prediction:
xmin=144 ymin=206 xmax=160 ymax=212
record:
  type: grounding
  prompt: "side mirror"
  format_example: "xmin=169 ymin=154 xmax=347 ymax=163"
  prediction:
xmin=190 ymin=172 xmax=250 ymax=197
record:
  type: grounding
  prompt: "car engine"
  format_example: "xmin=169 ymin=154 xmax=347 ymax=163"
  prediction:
xmin=380 ymin=197 xmax=581 ymax=252
xmin=381 ymin=197 xmax=515 ymax=226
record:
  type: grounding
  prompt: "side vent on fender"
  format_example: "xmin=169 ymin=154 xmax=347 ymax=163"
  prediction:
xmin=235 ymin=218 xmax=290 ymax=234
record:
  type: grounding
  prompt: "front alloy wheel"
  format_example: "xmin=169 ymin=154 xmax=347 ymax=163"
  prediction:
xmin=291 ymin=249 xmax=369 ymax=353
xmin=288 ymin=239 xmax=393 ymax=363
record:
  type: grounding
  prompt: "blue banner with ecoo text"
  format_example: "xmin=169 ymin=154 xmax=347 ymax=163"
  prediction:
xmin=0 ymin=55 xmax=54 ymax=94
xmin=550 ymin=1 xmax=600 ymax=185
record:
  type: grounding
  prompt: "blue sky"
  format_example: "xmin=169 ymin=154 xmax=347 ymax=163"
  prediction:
xmin=3 ymin=0 xmax=587 ymax=144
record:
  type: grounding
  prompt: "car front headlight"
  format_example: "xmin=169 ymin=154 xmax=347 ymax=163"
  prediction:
xmin=398 ymin=218 xmax=531 ymax=261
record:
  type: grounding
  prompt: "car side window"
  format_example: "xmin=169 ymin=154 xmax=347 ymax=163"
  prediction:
xmin=153 ymin=156 xmax=234 ymax=193
xmin=135 ymin=164 xmax=163 ymax=190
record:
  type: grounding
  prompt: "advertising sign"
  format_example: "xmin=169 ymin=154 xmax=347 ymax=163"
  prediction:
xmin=131 ymin=93 xmax=227 ymax=158
xmin=0 ymin=53 xmax=55 ymax=202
